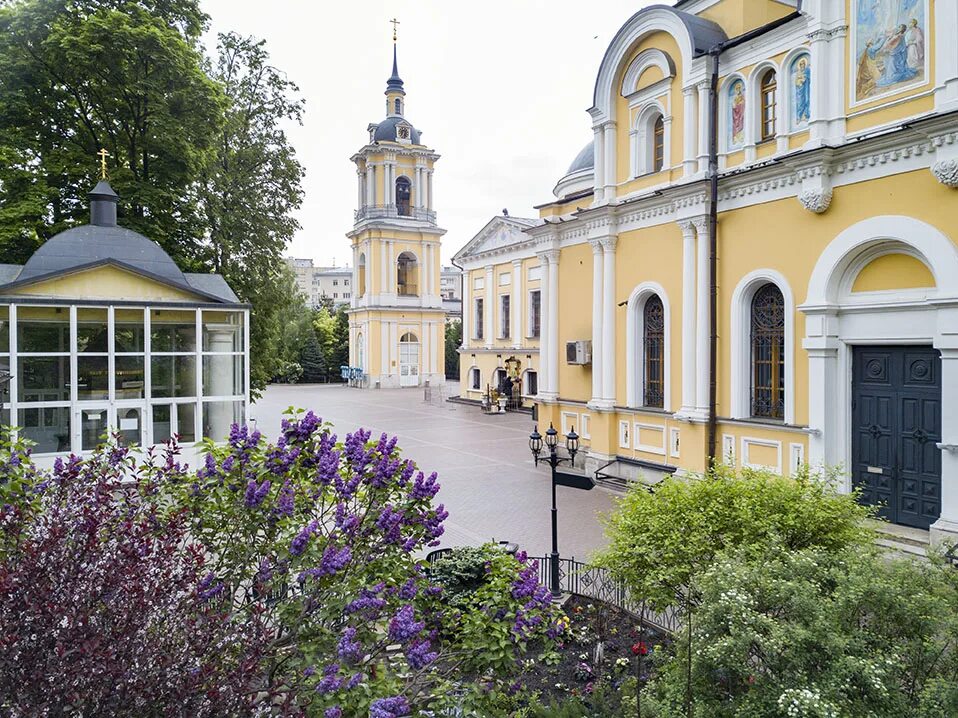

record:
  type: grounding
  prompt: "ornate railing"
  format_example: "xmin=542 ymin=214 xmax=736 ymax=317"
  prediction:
xmin=528 ymin=555 xmax=681 ymax=634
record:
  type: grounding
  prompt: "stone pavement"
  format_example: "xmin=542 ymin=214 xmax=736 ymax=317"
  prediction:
xmin=250 ymin=382 xmax=617 ymax=560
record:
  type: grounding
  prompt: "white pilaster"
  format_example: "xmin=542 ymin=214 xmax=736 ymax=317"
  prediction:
xmin=693 ymin=218 xmax=709 ymax=415
xmin=512 ymin=259 xmax=523 ymax=349
xmin=537 ymin=253 xmax=551 ymax=396
xmin=367 ymin=164 xmax=376 ymax=206
xmin=932 ymin=349 xmax=958 ymax=540
xmin=696 ymin=81 xmax=710 ymax=174
xmin=589 ymin=240 xmax=604 ymax=406
xmin=427 ymin=170 xmax=434 ymax=211
xmin=600 ymin=236 xmax=617 ymax=406
xmin=682 ymin=86 xmax=698 ymax=177
xmin=593 ymin=125 xmax=606 ymax=204
xmin=936 ymin=0 xmax=958 ymax=112
xmin=603 ymin=122 xmax=617 ymax=199
xmin=678 ymin=221 xmax=697 ymax=415
xmin=380 ymin=239 xmax=389 ymax=293
xmin=484 ymin=264 xmax=494 ymax=349
xmin=461 ymin=272 xmax=471 ymax=348
xmin=356 ymin=169 xmax=364 ymax=211
xmin=547 ymin=250 xmax=560 ymax=398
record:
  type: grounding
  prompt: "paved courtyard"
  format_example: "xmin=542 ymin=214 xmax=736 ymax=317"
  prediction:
xmin=250 ymin=382 xmax=617 ymax=560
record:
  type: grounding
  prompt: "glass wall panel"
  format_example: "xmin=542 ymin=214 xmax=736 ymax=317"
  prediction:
xmin=0 ymin=305 xmax=9 ymax=353
xmin=18 ymin=356 xmax=70 ymax=401
xmin=151 ymin=355 xmax=196 ymax=398
xmin=115 ymin=308 xmax=145 ymax=353
xmin=202 ymin=311 xmax=244 ymax=352
xmin=80 ymin=407 xmax=108 ymax=451
xmin=76 ymin=308 xmax=109 ymax=353
xmin=20 ymin=407 xmax=70 ymax=453
xmin=202 ymin=400 xmax=242 ymax=441
xmin=177 ymin=402 xmax=196 ymax=443
xmin=116 ymin=406 xmax=143 ymax=447
xmin=202 ymin=355 xmax=243 ymax=396
xmin=115 ymin=356 xmax=145 ymax=398
xmin=153 ymin=404 xmax=172 ymax=444
xmin=151 ymin=309 xmax=196 ymax=352
xmin=17 ymin=306 xmax=69 ymax=353
xmin=77 ymin=356 xmax=109 ymax=400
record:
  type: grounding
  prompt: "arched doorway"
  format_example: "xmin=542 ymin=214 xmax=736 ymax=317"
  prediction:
xmin=399 ymin=332 xmax=420 ymax=387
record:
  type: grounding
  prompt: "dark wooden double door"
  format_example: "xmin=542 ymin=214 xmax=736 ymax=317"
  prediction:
xmin=851 ymin=346 xmax=942 ymax=530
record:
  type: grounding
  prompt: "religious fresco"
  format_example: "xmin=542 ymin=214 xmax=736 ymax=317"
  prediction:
xmin=854 ymin=0 xmax=926 ymax=103
xmin=728 ymin=78 xmax=746 ymax=149
xmin=790 ymin=54 xmax=811 ymax=130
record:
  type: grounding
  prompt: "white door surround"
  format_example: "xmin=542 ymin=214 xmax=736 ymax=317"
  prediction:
xmin=800 ymin=216 xmax=958 ymax=543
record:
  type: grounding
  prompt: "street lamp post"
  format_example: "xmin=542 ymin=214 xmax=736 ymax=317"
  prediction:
xmin=529 ymin=421 xmax=581 ymax=598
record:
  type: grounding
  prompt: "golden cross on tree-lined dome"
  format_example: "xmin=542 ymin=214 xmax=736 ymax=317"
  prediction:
xmin=390 ymin=17 xmax=400 ymax=43
xmin=97 ymin=148 xmax=110 ymax=180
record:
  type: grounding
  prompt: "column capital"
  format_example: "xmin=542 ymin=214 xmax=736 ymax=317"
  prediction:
xmin=599 ymin=235 xmax=618 ymax=252
xmin=677 ymin=219 xmax=695 ymax=237
xmin=537 ymin=248 xmax=561 ymax=264
xmin=589 ymin=238 xmax=604 ymax=255
xmin=691 ymin=217 xmax=708 ymax=235
xmin=512 ymin=258 xmax=523 ymax=269
xmin=682 ymin=84 xmax=697 ymax=97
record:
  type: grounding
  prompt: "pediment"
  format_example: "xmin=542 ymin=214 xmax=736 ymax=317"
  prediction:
xmin=455 ymin=216 xmax=537 ymax=261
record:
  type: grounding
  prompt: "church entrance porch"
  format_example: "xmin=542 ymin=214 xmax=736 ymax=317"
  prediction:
xmin=851 ymin=346 xmax=941 ymax=530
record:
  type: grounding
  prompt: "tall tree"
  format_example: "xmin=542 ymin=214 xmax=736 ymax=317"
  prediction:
xmin=445 ymin=320 xmax=461 ymax=379
xmin=0 ymin=0 xmax=224 ymax=266
xmin=197 ymin=32 xmax=305 ymax=394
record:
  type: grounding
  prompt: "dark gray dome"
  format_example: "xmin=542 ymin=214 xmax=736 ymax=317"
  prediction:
xmin=19 ymin=225 xmax=188 ymax=284
xmin=373 ymin=116 xmax=421 ymax=144
xmin=567 ymin=141 xmax=595 ymax=174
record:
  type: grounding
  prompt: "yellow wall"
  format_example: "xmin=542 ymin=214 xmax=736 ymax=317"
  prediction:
xmin=852 ymin=253 xmax=936 ymax=292
xmin=556 ymin=242 xmax=595 ymax=399
xmin=698 ymin=0 xmax=795 ymax=37
xmin=11 ymin=265 xmax=203 ymax=303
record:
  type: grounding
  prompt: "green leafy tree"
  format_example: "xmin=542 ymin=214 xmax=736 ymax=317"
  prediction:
xmin=197 ymin=32 xmax=305 ymax=393
xmin=330 ymin=306 xmax=350 ymax=374
xmin=0 ymin=0 xmax=224 ymax=266
xmin=642 ymin=544 xmax=958 ymax=718
xmin=445 ymin=320 xmax=461 ymax=379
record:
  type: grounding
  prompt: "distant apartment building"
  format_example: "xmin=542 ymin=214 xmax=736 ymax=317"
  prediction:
xmin=283 ymin=257 xmax=352 ymax=308
xmin=440 ymin=265 xmax=462 ymax=301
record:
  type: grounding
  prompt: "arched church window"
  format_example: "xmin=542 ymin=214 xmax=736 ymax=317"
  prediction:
xmin=396 ymin=176 xmax=411 ymax=216
xmin=394 ymin=98 xmax=402 ymax=115
xmin=760 ymin=69 xmax=777 ymax=142
xmin=652 ymin=116 xmax=665 ymax=173
xmin=643 ymin=295 xmax=664 ymax=408
xmin=357 ymin=253 xmax=366 ymax=297
xmin=750 ymin=283 xmax=785 ymax=419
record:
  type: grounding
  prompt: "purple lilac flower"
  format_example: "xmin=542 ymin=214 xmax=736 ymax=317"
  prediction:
xmin=325 ymin=707 xmax=342 ymax=718
xmin=345 ymin=584 xmax=387 ymax=617
xmin=276 ymin=480 xmax=295 ymax=516
xmin=337 ymin=627 xmax=362 ymax=662
xmin=197 ymin=572 xmax=225 ymax=601
xmin=410 ymin=471 xmax=440 ymax=501
xmin=370 ymin=696 xmax=411 ymax=718
xmin=316 ymin=663 xmax=343 ymax=694
xmin=388 ymin=605 xmax=424 ymax=643
xmin=405 ymin=638 xmax=438 ymax=670
xmin=290 ymin=519 xmax=319 ymax=556
xmin=399 ymin=578 xmax=417 ymax=600
xmin=318 ymin=545 xmax=352 ymax=577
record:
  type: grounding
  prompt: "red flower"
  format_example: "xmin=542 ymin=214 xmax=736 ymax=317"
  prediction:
xmin=631 ymin=641 xmax=649 ymax=656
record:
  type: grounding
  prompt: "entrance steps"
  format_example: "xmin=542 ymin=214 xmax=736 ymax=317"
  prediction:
xmin=872 ymin=521 xmax=930 ymax=560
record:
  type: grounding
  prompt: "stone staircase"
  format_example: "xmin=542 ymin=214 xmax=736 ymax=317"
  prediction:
xmin=872 ymin=521 xmax=930 ymax=560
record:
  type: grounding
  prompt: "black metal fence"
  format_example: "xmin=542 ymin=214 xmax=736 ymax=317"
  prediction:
xmin=528 ymin=555 xmax=681 ymax=634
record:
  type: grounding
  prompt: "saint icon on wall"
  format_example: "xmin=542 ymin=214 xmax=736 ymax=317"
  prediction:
xmin=791 ymin=54 xmax=811 ymax=130
xmin=854 ymin=0 xmax=926 ymax=103
xmin=728 ymin=79 xmax=745 ymax=149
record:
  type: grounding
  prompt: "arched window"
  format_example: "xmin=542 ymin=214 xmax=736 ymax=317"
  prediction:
xmin=394 ymin=98 xmax=402 ymax=115
xmin=750 ymin=283 xmax=785 ymax=419
xmin=396 ymin=176 xmax=411 ymax=216
xmin=652 ymin=116 xmax=665 ymax=173
xmin=759 ymin=69 xmax=777 ymax=142
xmin=357 ymin=253 xmax=366 ymax=297
xmin=357 ymin=333 xmax=365 ymax=370
xmin=397 ymin=252 xmax=418 ymax=296
xmin=643 ymin=295 xmax=664 ymax=408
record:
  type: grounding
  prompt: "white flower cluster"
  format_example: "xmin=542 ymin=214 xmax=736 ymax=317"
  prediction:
xmin=776 ymin=687 xmax=839 ymax=718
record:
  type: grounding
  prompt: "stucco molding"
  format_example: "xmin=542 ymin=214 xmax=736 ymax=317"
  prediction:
xmin=932 ymin=159 xmax=958 ymax=188
xmin=798 ymin=188 xmax=833 ymax=213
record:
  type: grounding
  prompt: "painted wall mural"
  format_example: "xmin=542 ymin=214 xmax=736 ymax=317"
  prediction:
xmin=854 ymin=0 xmax=927 ymax=103
xmin=790 ymin=54 xmax=811 ymax=130
xmin=728 ymin=78 xmax=746 ymax=149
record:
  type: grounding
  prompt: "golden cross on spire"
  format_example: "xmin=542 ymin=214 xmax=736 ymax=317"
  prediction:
xmin=390 ymin=17 xmax=400 ymax=43
xmin=97 ymin=148 xmax=110 ymax=180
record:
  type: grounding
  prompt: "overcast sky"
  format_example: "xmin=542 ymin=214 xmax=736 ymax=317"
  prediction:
xmin=200 ymin=1 xmax=657 ymax=267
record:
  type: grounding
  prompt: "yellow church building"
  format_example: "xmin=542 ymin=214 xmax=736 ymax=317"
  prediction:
xmin=459 ymin=0 xmax=958 ymax=543
xmin=347 ymin=41 xmax=446 ymax=389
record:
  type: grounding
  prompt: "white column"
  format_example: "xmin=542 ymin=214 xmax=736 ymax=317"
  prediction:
xmin=356 ymin=169 xmax=364 ymax=211
xmin=461 ymin=272 xmax=471 ymax=347
xmin=603 ymin=122 xmax=617 ymax=199
xmin=600 ymin=236 xmax=617 ymax=405
xmin=694 ymin=218 xmax=710 ymax=414
xmin=682 ymin=86 xmax=698 ymax=177
xmin=414 ymin=166 xmax=422 ymax=208
xmin=512 ymin=259 xmax=523 ymax=349
xmin=679 ymin=221 xmax=697 ymax=415
xmin=697 ymin=81 xmax=710 ymax=174
xmin=547 ymin=250 xmax=560 ymax=398
xmin=427 ymin=170 xmax=434 ymax=211
xmin=592 ymin=125 xmax=605 ymax=204
xmin=589 ymin=240 xmax=604 ymax=405
xmin=388 ymin=241 xmax=396 ymax=295
xmin=537 ymin=253 xmax=551 ymax=395
xmin=933 ymin=349 xmax=958 ymax=538
xmin=484 ymin=264 xmax=494 ymax=349
xmin=808 ymin=29 xmax=830 ymax=143
xmin=368 ymin=164 xmax=377 ymax=207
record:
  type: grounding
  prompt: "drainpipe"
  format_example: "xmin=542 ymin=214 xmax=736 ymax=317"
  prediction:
xmin=706 ymin=49 xmax=720 ymax=465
